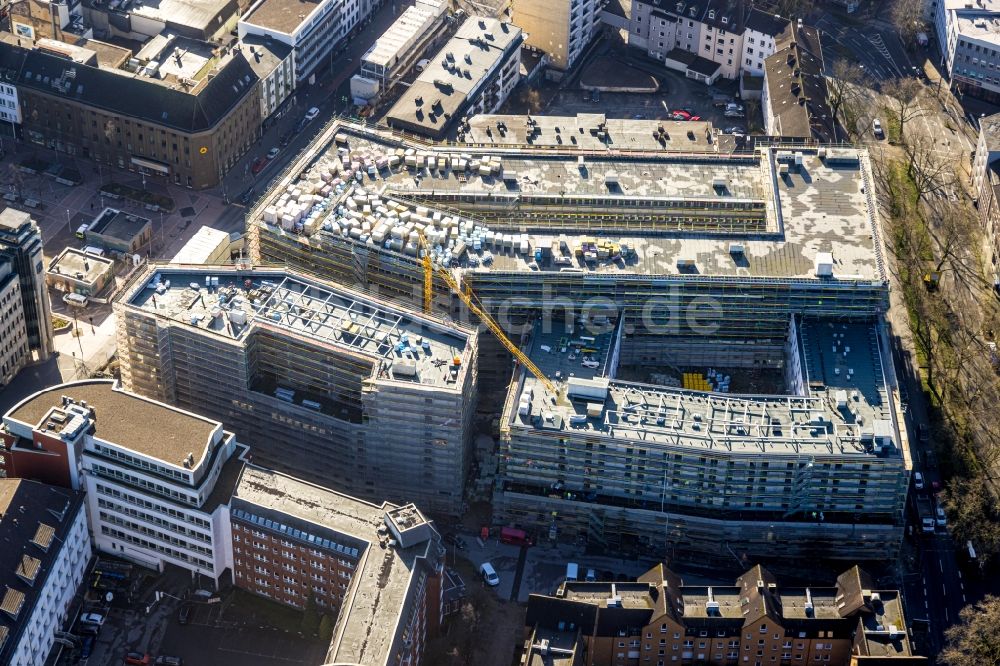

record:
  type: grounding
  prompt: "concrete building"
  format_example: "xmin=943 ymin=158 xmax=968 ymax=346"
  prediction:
xmin=972 ymin=112 xmax=1000 ymax=283
xmin=0 ymin=209 xmax=53 ymax=362
xmin=0 ymin=255 xmax=30 ymax=388
xmin=0 ymin=36 xmax=265 ymax=189
xmin=9 ymin=0 xmax=91 ymax=44
xmin=761 ymin=22 xmax=834 ymax=141
xmin=931 ymin=0 xmax=1000 ymax=103
xmin=511 ymin=0 xmax=603 ymax=74
xmin=230 ymin=465 xmax=444 ymax=666
xmin=82 ymin=0 xmax=238 ymax=42
xmin=0 ymin=479 xmax=90 ymax=666
xmin=83 ymin=207 xmax=152 ymax=255
xmin=114 ymin=265 xmax=478 ymax=516
xmin=522 ymin=564 xmax=927 ymax=666
xmin=741 ymin=7 xmax=790 ymax=77
xmin=246 ymin=119 xmax=907 ymax=562
xmin=351 ymin=0 xmax=448 ymax=103
xmin=385 ymin=17 xmax=523 ymax=140
xmin=45 ymin=247 xmax=116 ymax=299
xmin=0 ymin=381 xmax=248 ymax=586
xmin=241 ymin=34 xmax=295 ymax=121
xmin=238 ymin=0 xmax=352 ymax=84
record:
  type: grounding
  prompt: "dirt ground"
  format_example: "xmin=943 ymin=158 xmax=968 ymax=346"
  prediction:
xmin=424 ymin=556 xmax=526 ymax=666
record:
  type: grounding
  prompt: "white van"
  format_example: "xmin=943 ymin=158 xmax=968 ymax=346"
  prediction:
xmin=480 ymin=562 xmax=500 ymax=586
xmin=566 ymin=562 xmax=579 ymax=582
xmin=585 ymin=568 xmax=597 ymax=582
xmin=914 ymin=472 xmax=924 ymax=490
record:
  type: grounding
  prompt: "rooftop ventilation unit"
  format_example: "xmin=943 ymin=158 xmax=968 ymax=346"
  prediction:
xmin=814 ymin=252 xmax=833 ymax=277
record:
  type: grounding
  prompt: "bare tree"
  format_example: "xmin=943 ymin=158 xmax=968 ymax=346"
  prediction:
xmin=826 ymin=60 xmax=867 ymax=141
xmin=902 ymin=137 xmax=955 ymax=202
xmin=891 ymin=0 xmax=926 ymax=46
xmin=770 ymin=0 xmax=814 ymax=18
xmin=940 ymin=596 xmax=1000 ymax=666
xmin=882 ymin=77 xmax=925 ymax=143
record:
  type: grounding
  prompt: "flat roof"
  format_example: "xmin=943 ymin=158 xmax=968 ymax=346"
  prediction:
xmin=233 ymin=466 xmax=442 ymax=666
xmin=511 ymin=319 xmax=895 ymax=457
xmin=362 ymin=0 xmax=446 ymax=69
xmin=241 ymin=0 xmax=323 ymax=35
xmin=254 ymin=121 xmax=886 ymax=284
xmin=6 ymin=380 xmax=221 ymax=468
xmin=48 ymin=247 xmax=114 ymax=284
xmin=105 ymin=0 xmax=234 ymax=33
xmin=124 ymin=265 xmax=472 ymax=390
xmin=385 ymin=17 xmax=522 ymax=137
xmin=89 ymin=207 xmax=151 ymax=242
xmin=463 ymin=114 xmax=717 ymax=151
xmin=169 ymin=225 xmax=231 ymax=264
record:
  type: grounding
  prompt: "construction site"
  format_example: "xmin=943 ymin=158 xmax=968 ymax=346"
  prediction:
xmin=235 ymin=117 xmax=909 ymax=562
xmin=112 ymin=264 xmax=478 ymax=516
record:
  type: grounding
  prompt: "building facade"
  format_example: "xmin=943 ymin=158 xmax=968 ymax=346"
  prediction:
xmin=0 ymin=39 xmax=263 ymax=189
xmin=0 ymin=380 xmax=247 ymax=586
xmin=511 ymin=0 xmax=603 ymax=73
xmin=932 ymin=0 xmax=1000 ymax=102
xmin=972 ymin=113 xmax=1000 ymax=283
xmin=0 ymin=479 xmax=90 ymax=666
xmin=114 ymin=265 xmax=479 ymax=516
xmin=522 ymin=564 xmax=926 ymax=666
xmin=0 ymin=255 xmax=29 ymax=388
xmin=0 ymin=209 xmax=53 ymax=362
xmin=231 ymin=465 xmax=445 ymax=666
xmin=9 ymin=0 xmax=91 ymax=43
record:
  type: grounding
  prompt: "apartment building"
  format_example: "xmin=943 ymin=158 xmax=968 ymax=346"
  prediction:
xmin=0 ymin=479 xmax=90 ymax=666
xmin=385 ymin=17 xmax=523 ymax=139
xmin=0 ymin=380 xmax=248 ymax=586
xmin=511 ymin=0 xmax=603 ymax=73
xmin=0 ymin=36 xmax=265 ymax=189
xmin=973 ymin=113 xmax=1000 ymax=285
xmin=230 ymin=465 xmax=444 ymax=666
xmin=0 ymin=209 xmax=52 ymax=362
xmin=114 ymin=264 xmax=478 ymax=516
xmin=932 ymin=0 xmax=1000 ymax=103
xmin=0 ymin=254 xmax=29 ymax=388
xmin=522 ymin=564 xmax=926 ymax=666
xmin=762 ymin=22 xmax=834 ymax=140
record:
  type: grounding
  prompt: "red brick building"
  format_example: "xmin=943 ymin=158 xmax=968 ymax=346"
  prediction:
xmin=229 ymin=466 xmax=445 ymax=666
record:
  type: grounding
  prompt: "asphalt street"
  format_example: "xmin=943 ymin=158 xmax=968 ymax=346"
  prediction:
xmin=812 ymin=13 xmax=916 ymax=81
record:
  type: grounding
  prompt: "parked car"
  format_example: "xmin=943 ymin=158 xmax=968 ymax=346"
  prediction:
xmin=480 ymin=562 xmax=500 ymax=586
xmin=266 ymin=147 xmax=280 ymax=160
xmin=251 ymin=157 xmax=267 ymax=175
xmin=80 ymin=635 xmax=95 ymax=659
xmin=239 ymin=186 xmax=255 ymax=206
xmin=670 ymin=110 xmax=692 ymax=120
xmin=279 ymin=131 xmax=292 ymax=147
xmin=154 ymin=657 xmax=184 ymax=666
xmin=872 ymin=118 xmax=885 ymax=139
xmin=80 ymin=612 xmax=105 ymax=627
xmin=293 ymin=117 xmax=309 ymax=133
xmin=914 ymin=472 xmax=925 ymax=490
xmin=177 ymin=604 xmax=192 ymax=625
xmin=304 ymin=106 xmax=320 ymax=121
xmin=724 ymin=109 xmax=746 ymax=118
xmin=124 ymin=653 xmax=151 ymax=666
xmin=935 ymin=504 xmax=947 ymax=527
xmin=723 ymin=126 xmax=746 ymax=135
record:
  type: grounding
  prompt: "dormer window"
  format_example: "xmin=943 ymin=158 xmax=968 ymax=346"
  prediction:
xmin=708 ymin=9 xmax=715 ymax=18
xmin=722 ymin=16 xmax=729 ymax=24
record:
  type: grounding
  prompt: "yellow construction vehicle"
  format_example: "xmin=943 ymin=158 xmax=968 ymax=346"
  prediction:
xmin=416 ymin=232 xmax=557 ymax=395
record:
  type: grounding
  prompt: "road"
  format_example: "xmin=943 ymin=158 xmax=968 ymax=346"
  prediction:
xmin=812 ymin=13 xmax=916 ymax=81
xmin=216 ymin=0 xmax=416 ymax=207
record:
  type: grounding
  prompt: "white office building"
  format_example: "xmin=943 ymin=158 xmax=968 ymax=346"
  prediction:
xmin=3 ymin=381 xmax=247 ymax=587
xmin=0 ymin=479 xmax=90 ymax=666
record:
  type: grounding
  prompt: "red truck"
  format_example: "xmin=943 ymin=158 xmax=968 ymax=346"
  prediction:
xmin=500 ymin=527 xmax=533 ymax=546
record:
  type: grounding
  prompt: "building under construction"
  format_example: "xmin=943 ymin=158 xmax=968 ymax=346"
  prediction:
xmin=244 ymin=118 xmax=909 ymax=561
xmin=113 ymin=264 xmax=478 ymax=516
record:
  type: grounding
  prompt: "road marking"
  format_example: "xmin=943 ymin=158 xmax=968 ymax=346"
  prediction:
xmin=963 ymin=594 xmax=967 ymax=603
xmin=960 ymin=581 xmax=964 ymax=592
xmin=925 ymin=600 xmax=929 ymax=608
xmin=945 ymin=608 xmax=949 ymax=623
xmin=939 ymin=560 xmax=944 ymax=573
xmin=957 ymin=570 xmax=962 ymax=579
xmin=943 ymin=584 xmax=947 ymax=596
xmin=922 ymin=576 xmax=927 ymax=585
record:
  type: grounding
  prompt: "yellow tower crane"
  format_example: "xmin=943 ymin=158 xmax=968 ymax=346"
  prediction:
xmin=416 ymin=232 xmax=557 ymax=396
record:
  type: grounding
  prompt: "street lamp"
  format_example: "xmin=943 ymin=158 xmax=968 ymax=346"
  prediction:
xmin=65 ymin=208 xmax=72 ymax=236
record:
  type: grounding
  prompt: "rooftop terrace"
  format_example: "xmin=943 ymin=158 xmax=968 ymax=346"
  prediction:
xmin=511 ymin=319 xmax=895 ymax=456
xmin=124 ymin=265 xmax=472 ymax=390
xmin=254 ymin=121 xmax=886 ymax=284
